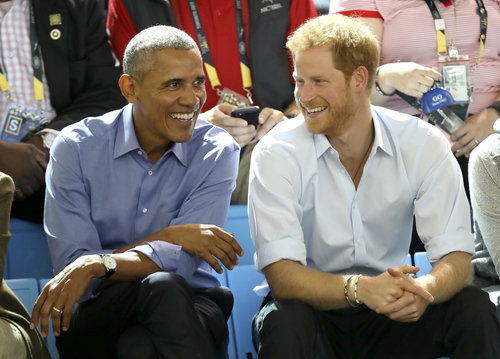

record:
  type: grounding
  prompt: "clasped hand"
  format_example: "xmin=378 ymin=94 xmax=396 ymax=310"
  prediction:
xmin=360 ymin=265 xmax=434 ymax=322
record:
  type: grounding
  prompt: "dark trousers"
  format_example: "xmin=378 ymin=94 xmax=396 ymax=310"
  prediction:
xmin=10 ymin=186 xmax=44 ymax=223
xmin=253 ymin=286 xmax=500 ymax=359
xmin=56 ymin=272 xmax=232 ymax=359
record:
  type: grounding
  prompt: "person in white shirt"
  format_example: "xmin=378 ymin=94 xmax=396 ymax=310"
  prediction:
xmin=470 ymin=119 xmax=500 ymax=287
xmin=249 ymin=14 xmax=499 ymax=359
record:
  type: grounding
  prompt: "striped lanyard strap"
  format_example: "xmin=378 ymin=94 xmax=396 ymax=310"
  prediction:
xmin=187 ymin=0 xmax=253 ymax=104
xmin=424 ymin=0 xmax=487 ymax=64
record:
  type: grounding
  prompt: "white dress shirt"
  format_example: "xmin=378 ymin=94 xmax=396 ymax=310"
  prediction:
xmin=249 ymin=105 xmax=474 ymax=279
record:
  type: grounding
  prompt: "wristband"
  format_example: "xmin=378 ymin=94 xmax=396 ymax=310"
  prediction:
xmin=487 ymin=101 xmax=500 ymax=116
xmin=374 ymin=67 xmax=396 ymax=97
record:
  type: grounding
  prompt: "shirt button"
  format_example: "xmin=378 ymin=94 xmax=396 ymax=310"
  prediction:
xmin=138 ymin=150 xmax=143 ymax=155
xmin=148 ymin=170 xmax=153 ymax=175
xmin=357 ymin=240 xmax=362 ymax=245
xmin=142 ymin=208 xmax=148 ymax=213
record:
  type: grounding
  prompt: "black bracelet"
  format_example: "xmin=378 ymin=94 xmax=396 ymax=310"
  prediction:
xmin=374 ymin=67 xmax=396 ymax=97
xmin=487 ymin=101 xmax=500 ymax=116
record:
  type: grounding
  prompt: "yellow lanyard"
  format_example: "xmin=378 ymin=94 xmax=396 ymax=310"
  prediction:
xmin=187 ymin=0 xmax=253 ymax=103
xmin=425 ymin=0 xmax=487 ymax=64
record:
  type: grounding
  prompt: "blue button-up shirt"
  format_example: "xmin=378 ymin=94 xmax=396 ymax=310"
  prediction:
xmin=45 ymin=104 xmax=240 ymax=301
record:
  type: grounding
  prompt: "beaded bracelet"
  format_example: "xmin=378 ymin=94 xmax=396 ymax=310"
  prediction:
xmin=344 ymin=275 xmax=359 ymax=307
xmin=354 ymin=275 xmax=363 ymax=305
xmin=374 ymin=67 xmax=396 ymax=97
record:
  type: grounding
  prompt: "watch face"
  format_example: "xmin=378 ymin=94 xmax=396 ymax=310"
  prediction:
xmin=42 ymin=132 xmax=57 ymax=149
xmin=103 ymin=255 xmax=117 ymax=271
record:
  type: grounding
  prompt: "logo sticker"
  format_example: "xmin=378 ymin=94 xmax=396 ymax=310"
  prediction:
xmin=49 ymin=13 xmax=62 ymax=26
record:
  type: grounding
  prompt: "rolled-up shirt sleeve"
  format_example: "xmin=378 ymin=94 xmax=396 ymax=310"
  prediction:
xmin=413 ymin=127 xmax=475 ymax=263
xmin=249 ymin=134 xmax=308 ymax=271
xmin=131 ymin=242 xmax=181 ymax=272
xmin=131 ymin=241 xmax=203 ymax=280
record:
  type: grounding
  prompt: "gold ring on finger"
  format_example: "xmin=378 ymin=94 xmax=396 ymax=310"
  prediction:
xmin=474 ymin=139 xmax=480 ymax=146
xmin=52 ymin=306 xmax=62 ymax=313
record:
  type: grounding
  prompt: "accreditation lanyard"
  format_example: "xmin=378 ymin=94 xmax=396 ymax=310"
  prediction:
xmin=0 ymin=0 xmax=44 ymax=102
xmin=187 ymin=0 xmax=253 ymax=104
xmin=424 ymin=0 xmax=487 ymax=63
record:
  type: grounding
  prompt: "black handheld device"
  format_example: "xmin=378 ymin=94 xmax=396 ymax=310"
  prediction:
xmin=231 ymin=106 xmax=260 ymax=127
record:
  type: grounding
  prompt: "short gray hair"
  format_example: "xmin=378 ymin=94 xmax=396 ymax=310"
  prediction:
xmin=122 ymin=25 xmax=199 ymax=80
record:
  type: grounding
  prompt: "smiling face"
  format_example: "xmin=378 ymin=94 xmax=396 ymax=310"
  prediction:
xmin=293 ymin=46 xmax=356 ymax=138
xmin=121 ymin=48 xmax=206 ymax=158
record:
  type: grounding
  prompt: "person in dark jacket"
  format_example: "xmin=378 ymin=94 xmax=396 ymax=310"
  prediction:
xmin=0 ymin=0 xmax=125 ymax=223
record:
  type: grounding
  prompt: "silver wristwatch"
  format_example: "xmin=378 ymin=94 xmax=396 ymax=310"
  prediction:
xmin=39 ymin=131 xmax=57 ymax=150
xmin=99 ymin=254 xmax=117 ymax=279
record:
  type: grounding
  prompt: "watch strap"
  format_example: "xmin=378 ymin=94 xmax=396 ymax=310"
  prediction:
xmin=487 ymin=101 xmax=500 ymax=116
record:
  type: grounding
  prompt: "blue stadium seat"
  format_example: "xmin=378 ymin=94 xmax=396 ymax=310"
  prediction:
xmin=413 ymin=251 xmax=432 ymax=277
xmin=225 ymin=205 xmax=255 ymax=266
xmin=6 ymin=218 xmax=53 ymax=280
xmin=226 ymin=265 xmax=265 ymax=359
xmin=39 ymin=278 xmax=59 ymax=359
xmin=4 ymin=278 xmax=39 ymax=315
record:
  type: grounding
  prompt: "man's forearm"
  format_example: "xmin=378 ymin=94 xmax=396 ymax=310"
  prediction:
xmin=417 ymin=251 xmax=472 ymax=303
xmin=264 ymin=259 xmax=349 ymax=310
xmin=101 ymin=252 xmax=161 ymax=281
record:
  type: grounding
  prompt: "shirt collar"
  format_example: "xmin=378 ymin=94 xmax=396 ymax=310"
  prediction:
xmin=114 ymin=104 xmax=141 ymax=159
xmin=313 ymin=133 xmax=331 ymax=159
xmin=113 ymin=103 xmax=189 ymax=166
xmin=313 ymin=105 xmax=394 ymax=159
xmin=371 ymin=106 xmax=394 ymax=157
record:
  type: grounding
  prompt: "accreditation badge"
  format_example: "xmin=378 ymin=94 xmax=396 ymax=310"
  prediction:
xmin=217 ymin=87 xmax=250 ymax=109
xmin=438 ymin=54 xmax=473 ymax=120
xmin=1 ymin=105 xmax=50 ymax=142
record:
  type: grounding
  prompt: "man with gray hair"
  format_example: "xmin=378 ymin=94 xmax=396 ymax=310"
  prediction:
xmin=30 ymin=25 xmax=242 ymax=358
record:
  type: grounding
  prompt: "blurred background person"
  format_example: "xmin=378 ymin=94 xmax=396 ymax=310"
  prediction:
xmin=330 ymin=0 xmax=500 ymax=193
xmin=0 ymin=0 xmax=124 ymax=223
xmin=469 ymin=119 xmax=500 ymax=288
